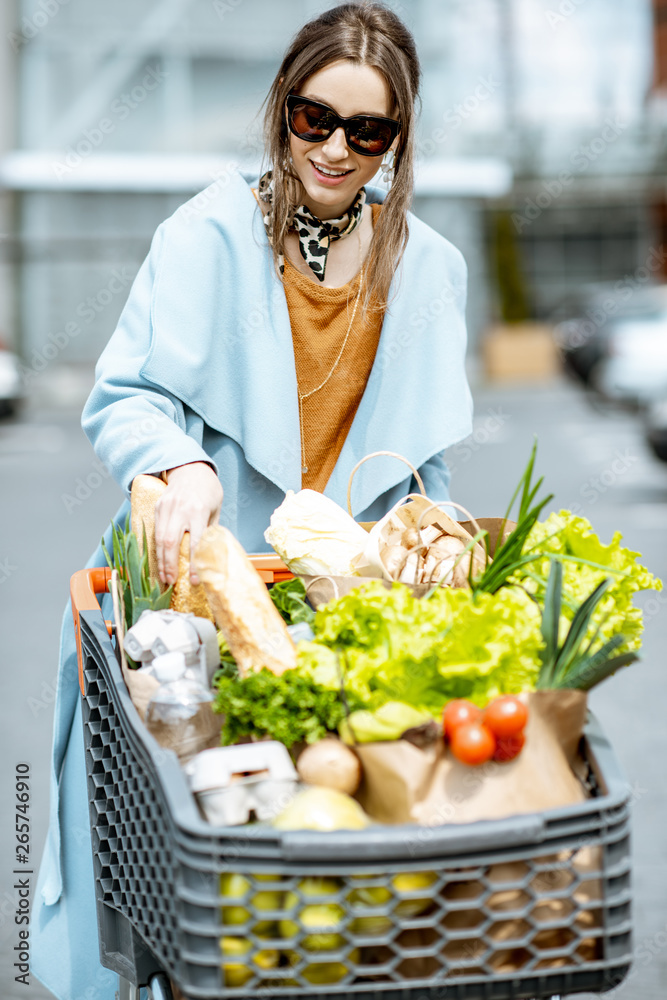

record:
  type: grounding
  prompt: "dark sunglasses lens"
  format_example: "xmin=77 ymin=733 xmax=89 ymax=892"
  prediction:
xmin=290 ymin=102 xmax=333 ymax=140
xmin=348 ymin=118 xmax=394 ymax=155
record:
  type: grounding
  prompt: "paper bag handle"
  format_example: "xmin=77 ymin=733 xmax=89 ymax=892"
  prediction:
xmin=416 ymin=499 xmax=483 ymax=539
xmin=347 ymin=451 xmax=425 ymax=517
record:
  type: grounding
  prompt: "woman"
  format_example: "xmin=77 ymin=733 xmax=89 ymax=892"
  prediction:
xmin=32 ymin=4 xmax=473 ymax=997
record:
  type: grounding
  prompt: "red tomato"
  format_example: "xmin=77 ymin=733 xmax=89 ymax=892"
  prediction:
xmin=442 ymin=700 xmax=481 ymax=741
xmin=483 ymin=696 xmax=528 ymax=739
xmin=493 ymin=733 xmax=526 ymax=763
xmin=450 ymin=722 xmax=496 ymax=766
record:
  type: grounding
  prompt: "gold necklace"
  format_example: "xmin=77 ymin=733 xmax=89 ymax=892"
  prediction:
xmin=298 ymin=228 xmax=364 ymax=475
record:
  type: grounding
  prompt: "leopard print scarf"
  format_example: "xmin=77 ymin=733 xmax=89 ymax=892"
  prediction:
xmin=258 ymin=170 xmax=366 ymax=282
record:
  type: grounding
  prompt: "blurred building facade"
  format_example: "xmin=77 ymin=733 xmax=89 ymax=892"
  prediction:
xmin=0 ymin=0 xmax=661 ymax=383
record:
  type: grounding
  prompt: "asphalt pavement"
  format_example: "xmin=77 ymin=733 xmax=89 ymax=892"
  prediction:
xmin=0 ymin=372 xmax=666 ymax=999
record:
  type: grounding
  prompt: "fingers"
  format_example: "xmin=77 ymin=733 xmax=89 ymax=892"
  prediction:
xmin=154 ymin=467 xmax=223 ymax=587
xmin=186 ymin=512 xmax=211 ymax=586
xmin=210 ymin=495 xmax=223 ymax=526
xmin=155 ymin=498 xmax=186 ymax=586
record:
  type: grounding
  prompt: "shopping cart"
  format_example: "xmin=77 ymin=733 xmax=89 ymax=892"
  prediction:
xmin=71 ymin=562 xmax=633 ymax=1000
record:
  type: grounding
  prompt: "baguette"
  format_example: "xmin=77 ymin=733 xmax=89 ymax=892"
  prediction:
xmin=194 ymin=525 xmax=297 ymax=676
xmin=171 ymin=534 xmax=215 ymax=621
xmin=130 ymin=474 xmax=165 ymax=586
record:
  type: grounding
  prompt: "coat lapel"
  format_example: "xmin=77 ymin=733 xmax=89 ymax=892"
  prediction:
xmin=324 ymin=212 xmax=473 ymax=515
xmin=141 ymin=172 xmax=303 ymax=494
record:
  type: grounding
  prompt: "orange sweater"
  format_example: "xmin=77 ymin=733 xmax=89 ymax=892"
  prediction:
xmin=284 ymin=202 xmax=384 ymax=492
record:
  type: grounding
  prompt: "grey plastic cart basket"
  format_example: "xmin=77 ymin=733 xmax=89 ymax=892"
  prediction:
xmin=72 ymin=567 xmax=632 ymax=1000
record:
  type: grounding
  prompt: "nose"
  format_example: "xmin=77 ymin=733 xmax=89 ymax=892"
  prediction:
xmin=320 ymin=126 xmax=349 ymax=161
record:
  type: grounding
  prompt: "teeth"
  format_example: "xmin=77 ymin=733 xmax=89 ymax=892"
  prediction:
xmin=315 ymin=163 xmax=349 ymax=177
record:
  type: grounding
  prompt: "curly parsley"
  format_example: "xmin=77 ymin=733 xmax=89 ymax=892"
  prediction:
xmin=212 ymin=668 xmax=360 ymax=748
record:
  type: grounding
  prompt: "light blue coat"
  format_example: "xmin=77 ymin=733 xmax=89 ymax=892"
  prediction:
xmin=32 ymin=171 xmax=473 ymax=999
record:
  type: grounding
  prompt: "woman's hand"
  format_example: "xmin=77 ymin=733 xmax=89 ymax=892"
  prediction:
xmin=154 ymin=462 xmax=223 ymax=586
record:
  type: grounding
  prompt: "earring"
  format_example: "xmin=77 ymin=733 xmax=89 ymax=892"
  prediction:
xmin=380 ymin=149 xmax=395 ymax=183
xmin=281 ymin=144 xmax=293 ymax=169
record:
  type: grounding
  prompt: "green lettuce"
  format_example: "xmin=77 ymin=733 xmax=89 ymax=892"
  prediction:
xmin=297 ymin=580 xmax=543 ymax=713
xmin=513 ymin=510 xmax=662 ymax=652
xmin=339 ymin=702 xmax=434 ymax=744
xmin=268 ymin=577 xmax=315 ymax=625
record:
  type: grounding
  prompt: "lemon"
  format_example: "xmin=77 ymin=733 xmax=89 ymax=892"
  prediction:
xmin=349 ymin=882 xmax=391 ymax=907
xmin=220 ymin=872 xmax=284 ymax=928
xmin=280 ymin=878 xmax=340 ymax=926
xmin=302 ymin=961 xmax=354 ymax=985
xmin=296 ymin=876 xmax=341 ymax=896
xmin=285 ymin=949 xmax=360 ymax=985
xmin=392 ymin=871 xmax=437 ymax=917
xmin=348 ymin=880 xmax=393 ymax=935
xmin=350 ymin=913 xmax=393 ymax=935
xmin=220 ymin=936 xmax=279 ymax=987
xmin=279 ymin=902 xmax=346 ymax=950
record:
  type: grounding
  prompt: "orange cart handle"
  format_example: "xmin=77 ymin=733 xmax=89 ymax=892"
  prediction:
xmin=69 ymin=555 xmax=292 ymax=696
xmin=71 ymin=567 xmax=113 ymax=696
xmin=248 ymin=553 xmax=293 ymax=584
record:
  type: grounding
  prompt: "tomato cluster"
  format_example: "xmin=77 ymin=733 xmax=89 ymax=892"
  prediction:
xmin=442 ymin=696 xmax=528 ymax=766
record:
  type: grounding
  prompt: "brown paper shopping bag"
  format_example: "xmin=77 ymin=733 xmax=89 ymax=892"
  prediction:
xmin=355 ymin=690 xmax=588 ymax=826
xmin=355 ymin=689 xmax=602 ymax=974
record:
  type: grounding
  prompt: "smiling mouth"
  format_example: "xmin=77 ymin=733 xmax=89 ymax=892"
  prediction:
xmin=311 ymin=161 xmax=354 ymax=178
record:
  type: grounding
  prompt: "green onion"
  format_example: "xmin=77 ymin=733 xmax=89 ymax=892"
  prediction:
xmin=537 ymin=560 xmax=638 ymax=691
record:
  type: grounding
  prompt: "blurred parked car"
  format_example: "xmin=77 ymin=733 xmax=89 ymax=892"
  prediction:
xmin=550 ymin=283 xmax=619 ymax=385
xmin=0 ymin=338 xmax=24 ymax=417
xmin=645 ymin=397 xmax=667 ymax=463
xmin=552 ymin=284 xmax=667 ymax=406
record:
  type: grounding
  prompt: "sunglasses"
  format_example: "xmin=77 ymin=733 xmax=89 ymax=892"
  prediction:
xmin=285 ymin=93 xmax=400 ymax=157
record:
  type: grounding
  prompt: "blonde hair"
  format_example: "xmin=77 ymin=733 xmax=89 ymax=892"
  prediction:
xmin=261 ymin=2 xmax=421 ymax=314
